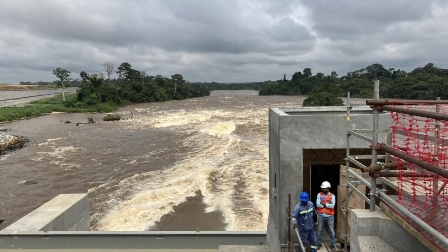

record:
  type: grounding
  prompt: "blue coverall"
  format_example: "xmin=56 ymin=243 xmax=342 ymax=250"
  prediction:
xmin=291 ymin=201 xmax=318 ymax=252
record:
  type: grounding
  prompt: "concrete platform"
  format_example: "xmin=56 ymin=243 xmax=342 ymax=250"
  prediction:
xmin=350 ymin=208 xmax=431 ymax=252
xmin=1 ymin=194 xmax=89 ymax=232
xmin=358 ymin=236 xmax=396 ymax=252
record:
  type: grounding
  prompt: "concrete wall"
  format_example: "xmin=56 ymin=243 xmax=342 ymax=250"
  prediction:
xmin=267 ymin=106 xmax=392 ymax=251
xmin=350 ymin=209 xmax=430 ymax=252
xmin=267 ymin=108 xmax=281 ymax=250
xmin=1 ymin=194 xmax=90 ymax=232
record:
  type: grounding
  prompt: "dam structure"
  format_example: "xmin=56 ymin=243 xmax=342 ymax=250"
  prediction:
xmin=1 ymin=93 xmax=448 ymax=251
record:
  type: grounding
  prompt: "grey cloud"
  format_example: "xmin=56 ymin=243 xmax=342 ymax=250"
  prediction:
xmin=0 ymin=1 xmax=142 ymax=46
xmin=0 ymin=0 xmax=447 ymax=84
xmin=303 ymin=0 xmax=437 ymax=40
xmin=0 ymin=0 xmax=315 ymax=54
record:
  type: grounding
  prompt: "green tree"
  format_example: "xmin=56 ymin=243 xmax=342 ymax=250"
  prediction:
xmin=52 ymin=67 xmax=71 ymax=102
xmin=80 ymin=71 xmax=89 ymax=83
xmin=171 ymin=73 xmax=185 ymax=98
xmin=116 ymin=62 xmax=133 ymax=80
xmin=331 ymin=71 xmax=338 ymax=79
xmin=303 ymin=82 xmax=344 ymax=106
xmin=90 ymin=74 xmax=104 ymax=102
xmin=316 ymin=72 xmax=324 ymax=81
xmin=303 ymin=68 xmax=312 ymax=78
xmin=365 ymin=63 xmax=389 ymax=79
xmin=291 ymin=71 xmax=303 ymax=83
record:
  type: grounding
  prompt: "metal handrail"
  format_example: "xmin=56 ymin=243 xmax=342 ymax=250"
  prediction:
xmin=366 ymin=99 xmax=448 ymax=106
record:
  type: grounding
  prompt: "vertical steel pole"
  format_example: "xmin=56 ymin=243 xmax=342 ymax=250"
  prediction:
xmin=344 ymin=92 xmax=351 ymax=250
xmin=385 ymin=130 xmax=392 ymax=164
xmin=432 ymin=97 xmax=441 ymax=205
xmin=288 ymin=194 xmax=291 ymax=252
xmin=370 ymin=80 xmax=379 ymax=211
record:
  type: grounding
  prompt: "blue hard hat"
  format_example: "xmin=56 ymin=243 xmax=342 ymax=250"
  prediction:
xmin=299 ymin=192 xmax=309 ymax=202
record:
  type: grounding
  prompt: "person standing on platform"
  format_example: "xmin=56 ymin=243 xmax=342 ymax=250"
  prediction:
xmin=316 ymin=181 xmax=336 ymax=250
xmin=291 ymin=191 xmax=318 ymax=252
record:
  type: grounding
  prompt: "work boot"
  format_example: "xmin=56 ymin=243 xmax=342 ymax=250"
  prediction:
xmin=317 ymin=244 xmax=322 ymax=250
xmin=329 ymin=244 xmax=336 ymax=251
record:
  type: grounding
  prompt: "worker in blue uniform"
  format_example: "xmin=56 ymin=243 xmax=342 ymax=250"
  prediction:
xmin=291 ymin=192 xmax=318 ymax=252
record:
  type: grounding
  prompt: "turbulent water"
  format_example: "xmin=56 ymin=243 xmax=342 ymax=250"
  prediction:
xmin=0 ymin=90 xmax=359 ymax=232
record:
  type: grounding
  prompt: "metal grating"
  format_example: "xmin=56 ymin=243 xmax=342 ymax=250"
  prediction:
xmin=303 ymin=164 xmax=311 ymax=192
xmin=302 ymin=148 xmax=376 ymax=193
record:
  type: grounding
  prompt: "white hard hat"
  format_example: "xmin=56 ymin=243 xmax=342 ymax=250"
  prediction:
xmin=321 ymin=181 xmax=331 ymax=188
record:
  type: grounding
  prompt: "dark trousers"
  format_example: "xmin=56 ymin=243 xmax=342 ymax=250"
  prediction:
xmin=299 ymin=228 xmax=317 ymax=252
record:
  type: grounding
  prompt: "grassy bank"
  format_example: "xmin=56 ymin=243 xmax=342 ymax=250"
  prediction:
xmin=0 ymin=94 xmax=119 ymax=123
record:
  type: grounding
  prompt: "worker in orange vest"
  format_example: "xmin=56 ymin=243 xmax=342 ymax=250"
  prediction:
xmin=316 ymin=181 xmax=336 ymax=250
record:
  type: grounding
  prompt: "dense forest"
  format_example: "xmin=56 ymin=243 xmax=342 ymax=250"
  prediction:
xmin=258 ymin=63 xmax=448 ymax=103
xmin=49 ymin=62 xmax=210 ymax=108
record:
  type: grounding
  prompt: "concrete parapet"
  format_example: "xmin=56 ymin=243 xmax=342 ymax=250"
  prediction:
xmin=350 ymin=209 xmax=430 ymax=252
xmin=219 ymin=245 xmax=270 ymax=252
xmin=1 ymin=194 xmax=90 ymax=232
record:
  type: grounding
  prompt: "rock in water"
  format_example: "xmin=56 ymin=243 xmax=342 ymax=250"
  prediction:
xmin=18 ymin=180 xmax=38 ymax=185
xmin=0 ymin=132 xmax=28 ymax=155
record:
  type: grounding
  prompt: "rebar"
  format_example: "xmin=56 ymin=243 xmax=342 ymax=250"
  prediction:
xmin=361 ymin=163 xmax=398 ymax=173
xmin=378 ymin=171 xmax=434 ymax=177
xmin=381 ymin=105 xmax=448 ymax=121
xmin=344 ymin=92 xmax=351 ymax=251
xmin=433 ymin=97 xmax=441 ymax=205
xmin=379 ymin=144 xmax=448 ymax=179
xmin=366 ymin=99 xmax=448 ymax=106
xmin=370 ymin=80 xmax=379 ymax=212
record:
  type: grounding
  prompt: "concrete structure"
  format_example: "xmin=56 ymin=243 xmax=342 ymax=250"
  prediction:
xmin=2 ymin=194 xmax=90 ymax=232
xmin=267 ymin=106 xmax=392 ymax=251
xmin=350 ymin=209 xmax=430 ymax=252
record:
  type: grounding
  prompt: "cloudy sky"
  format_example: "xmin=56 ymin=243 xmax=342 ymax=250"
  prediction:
xmin=0 ymin=0 xmax=447 ymax=84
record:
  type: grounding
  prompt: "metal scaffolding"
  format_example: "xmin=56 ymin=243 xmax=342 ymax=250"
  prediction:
xmin=343 ymin=81 xmax=448 ymax=251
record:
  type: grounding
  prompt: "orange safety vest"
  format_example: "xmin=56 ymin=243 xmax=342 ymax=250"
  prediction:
xmin=317 ymin=192 xmax=335 ymax=216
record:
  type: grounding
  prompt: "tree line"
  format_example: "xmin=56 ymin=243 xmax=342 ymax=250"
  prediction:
xmin=51 ymin=62 xmax=210 ymax=108
xmin=257 ymin=63 xmax=448 ymax=105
